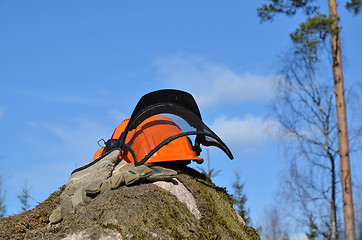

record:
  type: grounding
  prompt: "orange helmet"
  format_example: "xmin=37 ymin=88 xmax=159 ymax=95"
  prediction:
xmin=93 ymin=115 xmax=204 ymax=165
xmin=94 ymin=90 xmax=233 ymax=166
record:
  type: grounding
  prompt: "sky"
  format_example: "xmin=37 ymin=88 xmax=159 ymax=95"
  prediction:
xmin=0 ymin=0 xmax=361 ymax=236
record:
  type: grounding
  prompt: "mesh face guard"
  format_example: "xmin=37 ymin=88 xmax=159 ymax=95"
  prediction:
xmin=117 ymin=89 xmax=233 ymax=166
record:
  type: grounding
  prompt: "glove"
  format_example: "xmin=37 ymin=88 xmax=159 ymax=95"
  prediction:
xmin=49 ymin=149 xmax=121 ymax=224
xmin=146 ymin=165 xmax=178 ymax=182
xmin=84 ymin=163 xmax=153 ymax=195
xmin=84 ymin=164 xmax=177 ymax=196
xmin=49 ymin=149 xmax=178 ymax=224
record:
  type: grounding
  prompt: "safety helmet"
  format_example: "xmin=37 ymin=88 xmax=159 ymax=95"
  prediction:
xmin=94 ymin=89 xmax=233 ymax=166
xmin=93 ymin=115 xmax=204 ymax=165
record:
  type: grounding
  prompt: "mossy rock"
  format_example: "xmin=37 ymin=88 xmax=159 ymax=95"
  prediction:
xmin=0 ymin=167 xmax=260 ymax=239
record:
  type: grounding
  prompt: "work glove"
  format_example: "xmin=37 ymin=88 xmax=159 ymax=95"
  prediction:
xmin=49 ymin=149 xmax=177 ymax=224
xmin=84 ymin=163 xmax=177 ymax=196
xmin=49 ymin=149 xmax=121 ymax=224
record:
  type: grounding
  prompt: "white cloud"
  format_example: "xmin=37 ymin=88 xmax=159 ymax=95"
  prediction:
xmin=210 ymin=115 xmax=280 ymax=152
xmin=155 ymin=54 xmax=277 ymax=107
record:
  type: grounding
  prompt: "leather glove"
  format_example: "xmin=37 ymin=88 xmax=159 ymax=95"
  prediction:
xmin=49 ymin=149 xmax=178 ymax=224
xmin=49 ymin=149 xmax=121 ymax=224
xmin=84 ymin=164 xmax=177 ymax=196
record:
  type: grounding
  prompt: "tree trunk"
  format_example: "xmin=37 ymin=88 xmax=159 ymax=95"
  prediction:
xmin=328 ymin=0 xmax=356 ymax=239
xmin=330 ymin=154 xmax=337 ymax=240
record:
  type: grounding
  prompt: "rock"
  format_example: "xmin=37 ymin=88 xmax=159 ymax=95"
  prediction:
xmin=153 ymin=178 xmax=202 ymax=220
xmin=0 ymin=167 xmax=260 ymax=239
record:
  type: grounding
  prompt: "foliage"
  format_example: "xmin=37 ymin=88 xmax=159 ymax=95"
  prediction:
xmin=289 ymin=13 xmax=337 ymax=62
xmin=273 ymin=48 xmax=341 ymax=238
xmin=258 ymin=1 xmax=361 ymax=239
xmin=260 ymin=205 xmax=290 ymax=240
xmin=272 ymin=48 xmax=362 ymax=239
xmin=232 ymin=171 xmax=250 ymax=225
xmin=258 ymin=0 xmax=359 ymax=63
xmin=355 ymin=189 xmax=362 ymax=240
xmin=346 ymin=0 xmax=362 ymax=15
xmin=18 ymin=181 xmax=31 ymax=212
xmin=197 ymin=149 xmax=221 ymax=179
xmin=197 ymin=166 xmax=221 ymax=179
xmin=257 ymin=0 xmax=318 ymax=23
xmin=305 ymin=218 xmax=318 ymax=240
xmin=0 ymin=177 xmax=5 ymax=218
xmin=258 ymin=0 xmax=361 ymax=21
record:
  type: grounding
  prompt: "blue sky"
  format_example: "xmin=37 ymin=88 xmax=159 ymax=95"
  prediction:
xmin=0 ymin=0 xmax=361 ymax=232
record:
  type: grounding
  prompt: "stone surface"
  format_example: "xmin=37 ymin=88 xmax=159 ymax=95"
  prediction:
xmin=0 ymin=166 xmax=259 ymax=240
xmin=153 ymin=178 xmax=201 ymax=220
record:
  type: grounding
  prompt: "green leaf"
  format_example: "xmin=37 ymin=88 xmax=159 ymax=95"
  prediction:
xmin=289 ymin=13 xmax=338 ymax=62
xmin=257 ymin=0 xmax=318 ymax=22
xmin=346 ymin=0 xmax=362 ymax=15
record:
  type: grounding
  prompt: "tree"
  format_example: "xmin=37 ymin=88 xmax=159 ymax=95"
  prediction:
xmin=261 ymin=205 xmax=290 ymax=240
xmin=355 ymin=186 xmax=362 ymax=240
xmin=197 ymin=149 xmax=221 ymax=179
xmin=258 ymin=1 xmax=361 ymax=239
xmin=306 ymin=218 xmax=318 ymax=240
xmin=18 ymin=181 xmax=31 ymax=212
xmin=232 ymin=170 xmax=250 ymax=225
xmin=0 ymin=176 xmax=5 ymax=218
xmin=273 ymin=48 xmax=341 ymax=239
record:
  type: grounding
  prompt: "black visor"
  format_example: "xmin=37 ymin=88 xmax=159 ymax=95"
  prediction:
xmin=119 ymin=89 xmax=234 ymax=166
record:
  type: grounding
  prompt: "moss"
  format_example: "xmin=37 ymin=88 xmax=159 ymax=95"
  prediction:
xmin=1 ymin=166 xmax=260 ymax=239
xmin=176 ymin=167 xmax=260 ymax=240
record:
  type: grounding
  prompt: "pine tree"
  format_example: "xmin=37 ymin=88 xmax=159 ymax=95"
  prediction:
xmin=0 ymin=177 xmax=5 ymax=218
xmin=257 ymin=1 xmax=361 ymax=239
xmin=305 ymin=218 xmax=318 ymax=240
xmin=197 ymin=149 xmax=221 ymax=179
xmin=232 ymin=171 xmax=250 ymax=225
xmin=18 ymin=181 xmax=30 ymax=212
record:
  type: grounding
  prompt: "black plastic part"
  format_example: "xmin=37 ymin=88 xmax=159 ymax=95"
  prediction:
xmin=117 ymin=89 xmax=234 ymax=165
xmin=192 ymin=140 xmax=202 ymax=156
xmin=134 ymin=131 xmax=225 ymax=166
xmin=97 ymin=139 xmax=106 ymax=148
xmin=105 ymin=139 xmax=120 ymax=153
xmin=130 ymin=89 xmax=202 ymax=121
xmin=71 ymin=149 xmax=121 ymax=175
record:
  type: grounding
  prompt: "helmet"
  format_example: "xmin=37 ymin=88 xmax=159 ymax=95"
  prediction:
xmin=94 ymin=90 xmax=233 ymax=166
xmin=93 ymin=115 xmax=204 ymax=165
xmin=92 ymin=147 xmax=105 ymax=161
